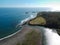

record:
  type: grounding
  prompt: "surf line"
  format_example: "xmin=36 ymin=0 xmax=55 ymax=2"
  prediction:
xmin=0 ymin=13 xmax=37 ymax=41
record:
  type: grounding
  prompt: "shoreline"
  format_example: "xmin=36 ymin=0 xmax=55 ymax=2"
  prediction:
xmin=0 ymin=25 xmax=42 ymax=45
xmin=0 ymin=26 xmax=23 ymax=41
xmin=0 ymin=13 xmax=37 ymax=41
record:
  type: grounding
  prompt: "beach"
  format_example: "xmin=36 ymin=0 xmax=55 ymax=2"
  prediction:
xmin=0 ymin=25 xmax=42 ymax=45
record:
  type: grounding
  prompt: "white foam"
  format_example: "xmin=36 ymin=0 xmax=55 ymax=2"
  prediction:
xmin=44 ymin=28 xmax=60 ymax=45
xmin=0 ymin=13 xmax=37 ymax=41
xmin=18 ymin=13 xmax=37 ymax=26
xmin=0 ymin=27 xmax=22 ymax=41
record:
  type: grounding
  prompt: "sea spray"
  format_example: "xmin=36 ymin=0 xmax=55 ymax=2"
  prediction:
xmin=44 ymin=28 xmax=60 ymax=45
xmin=17 ymin=13 xmax=37 ymax=26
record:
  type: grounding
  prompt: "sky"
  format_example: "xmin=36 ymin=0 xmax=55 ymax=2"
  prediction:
xmin=0 ymin=0 xmax=60 ymax=8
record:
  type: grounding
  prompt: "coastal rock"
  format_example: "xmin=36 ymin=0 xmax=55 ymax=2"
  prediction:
xmin=28 ymin=12 xmax=60 ymax=35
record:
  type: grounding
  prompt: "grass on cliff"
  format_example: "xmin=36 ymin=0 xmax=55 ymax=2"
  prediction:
xmin=16 ymin=30 xmax=41 ymax=45
xmin=29 ymin=17 xmax=46 ymax=25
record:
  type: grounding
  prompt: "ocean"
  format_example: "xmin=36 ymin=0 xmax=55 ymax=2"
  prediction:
xmin=0 ymin=8 xmax=50 ymax=39
xmin=0 ymin=8 xmax=60 ymax=45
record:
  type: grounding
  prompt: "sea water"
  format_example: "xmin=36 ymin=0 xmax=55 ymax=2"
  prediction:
xmin=0 ymin=8 xmax=60 ymax=45
xmin=0 ymin=8 xmax=50 ymax=39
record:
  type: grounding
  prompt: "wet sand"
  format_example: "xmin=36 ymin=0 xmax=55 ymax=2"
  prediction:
xmin=0 ymin=25 xmax=42 ymax=45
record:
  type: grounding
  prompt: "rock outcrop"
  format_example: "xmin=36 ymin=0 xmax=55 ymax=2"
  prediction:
xmin=28 ymin=12 xmax=60 ymax=35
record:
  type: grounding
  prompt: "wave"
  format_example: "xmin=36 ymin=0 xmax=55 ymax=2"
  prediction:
xmin=17 ymin=13 xmax=37 ymax=26
xmin=0 ymin=13 xmax=37 ymax=41
xmin=0 ymin=27 xmax=23 ymax=41
xmin=44 ymin=28 xmax=60 ymax=45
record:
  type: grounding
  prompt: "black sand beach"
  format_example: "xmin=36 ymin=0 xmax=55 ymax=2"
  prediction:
xmin=0 ymin=25 xmax=42 ymax=45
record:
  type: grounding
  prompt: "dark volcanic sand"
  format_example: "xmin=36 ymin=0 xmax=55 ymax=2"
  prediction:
xmin=0 ymin=25 xmax=42 ymax=45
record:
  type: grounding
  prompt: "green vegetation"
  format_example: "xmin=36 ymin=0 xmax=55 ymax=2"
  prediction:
xmin=28 ymin=12 xmax=60 ymax=35
xmin=16 ymin=30 xmax=41 ymax=45
xmin=37 ymin=12 xmax=60 ymax=28
xmin=29 ymin=17 xmax=46 ymax=25
xmin=37 ymin=12 xmax=60 ymax=35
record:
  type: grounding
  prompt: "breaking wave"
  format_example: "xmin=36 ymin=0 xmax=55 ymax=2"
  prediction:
xmin=17 ymin=13 xmax=37 ymax=26
xmin=0 ymin=13 xmax=37 ymax=41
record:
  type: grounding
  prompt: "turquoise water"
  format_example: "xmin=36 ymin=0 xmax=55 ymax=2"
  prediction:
xmin=0 ymin=8 xmax=50 ymax=39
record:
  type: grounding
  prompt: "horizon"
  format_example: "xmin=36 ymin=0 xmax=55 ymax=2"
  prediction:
xmin=0 ymin=0 xmax=60 ymax=11
xmin=0 ymin=0 xmax=60 ymax=7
